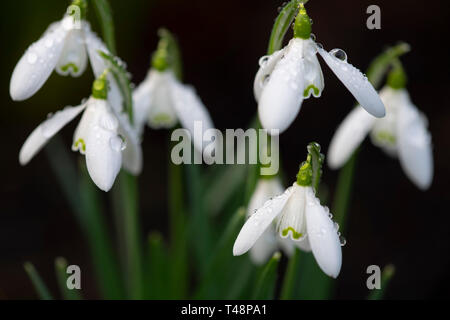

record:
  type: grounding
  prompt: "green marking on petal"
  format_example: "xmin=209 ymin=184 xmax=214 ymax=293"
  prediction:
xmin=303 ymin=84 xmax=319 ymax=97
xmin=74 ymin=138 xmax=86 ymax=152
xmin=282 ymin=227 xmax=303 ymax=240
xmin=375 ymin=131 xmax=396 ymax=145
xmin=60 ymin=63 xmax=79 ymax=74
xmin=153 ymin=113 xmax=173 ymax=124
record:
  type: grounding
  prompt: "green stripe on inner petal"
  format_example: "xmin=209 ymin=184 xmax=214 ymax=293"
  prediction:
xmin=60 ymin=63 xmax=79 ymax=74
xmin=375 ymin=131 xmax=396 ymax=145
xmin=282 ymin=227 xmax=303 ymax=240
xmin=74 ymin=138 xmax=86 ymax=153
xmin=153 ymin=113 xmax=173 ymax=124
xmin=303 ymin=84 xmax=320 ymax=98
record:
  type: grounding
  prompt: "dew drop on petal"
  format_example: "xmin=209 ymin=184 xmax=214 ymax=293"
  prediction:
xmin=330 ymin=48 xmax=348 ymax=62
xmin=340 ymin=235 xmax=347 ymax=246
xmin=310 ymin=33 xmax=316 ymax=41
xmin=259 ymin=55 xmax=270 ymax=67
xmin=27 ymin=52 xmax=38 ymax=64
xmin=110 ymin=136 xmax=126 ymax=152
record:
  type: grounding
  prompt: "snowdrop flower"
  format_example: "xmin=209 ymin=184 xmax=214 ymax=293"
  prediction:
xmin=10 ymin=0 xmax=109 ymax=101
xmin=246 ymin=177 xmax=295 ymax=265
xmin=234 ymin=160 xmax=343 ymax=278
xmin=327 ymin=66 xmax=433 ymax=190
xmin=254 ymin=4 xmax=385 ymax=134
xmin=133 ymin=32 xmax=215 ymax=154
xmin=19 ymin=72 xmax=141 ymax=192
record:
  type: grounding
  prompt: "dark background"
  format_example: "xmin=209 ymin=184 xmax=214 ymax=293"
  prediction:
xmin=1 ymin=0 xmax=449 ymax=299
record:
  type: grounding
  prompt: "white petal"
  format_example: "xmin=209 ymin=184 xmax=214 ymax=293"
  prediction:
xmin=302 ymin=39 xmax=324 ymax=99
xmin=258 ymin=39 xmax=305 ymax=134
xmin=233 ymin=187 xmax=293 ymax=256
xmin=84 ymin=24 xmax=109 ymax=77
xmin=305 ymin=189 xmax=342 ymax=278
xmin=132 ymin=73 xmax=155 ymax=135
xmin=318 ymin=47 xmax=386 ymax=118
xmin=247 ymin=178 xmax=285 ymax=217
xmin=75 ymin=99 xmax=122 ymax=191
xmin=147 ymin=71 xmax=178 ymax=129
xmin=328 ymin=106 xmax=376 ymax=169
xmin=170 ymin=77 xmax=215 ymax=154
xmin=19 ymin=104 xmax=86 ymax=165
xmin=55 ymin=28 xmax=88 ymax=77
xmin=277 ymin=184 xmax=307 ymax=241
xmin=249 ymin=228 xmax=278 ymax=265
xmin=397 ymin=93 xmax=433 ymax=190
xmin=116 ymin=112 xmax=143 ymax=175
xmin=253 ymin=48 xmax=286 ymax=102
xmin=294 ymin=236 xmax=312 ymax=252
xmin=10 ymin=19 xmax=69 ymax=101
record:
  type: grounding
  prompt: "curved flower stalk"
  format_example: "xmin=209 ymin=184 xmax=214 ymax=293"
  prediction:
xmin=328 ymin=62 xmax=433 ymax=190
xmin=234 ymin=147 xmax=343 ymax=278
xmin=133 ymin=30 xmax=215 ymax=154
xmin=246 ymin=177 xmax=295 ymax=265
xmin=254 ymin=3 xmax=386 ymax=134
xmin=19 ymin=72 xmax=141 ymax=192
xmin=10 ymin=0 xmax=109 ymax=101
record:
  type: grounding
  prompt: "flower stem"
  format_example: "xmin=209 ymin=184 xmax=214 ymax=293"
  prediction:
xmin=92 ymin=0 xmax=117 ymax=55
xmin=24 ymin=262 xmax=54 ymax=300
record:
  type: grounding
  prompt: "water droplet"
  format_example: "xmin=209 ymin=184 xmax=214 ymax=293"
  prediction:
xmin=316 ymin=43 xmax=324 ymax=50
xmin=310 ymin=33 xmax=316 ymax=41
xmin=334 ymin=222 xmax=339 ymax=231
xmin=27 ymin=52 xmax=38 ymax=64
xmin=259 ymin=55 xmax=270 ymax=67
xmin=263 ymin=74 xmax=270 ymax=85
xmin=330 ymin=48 xmax=347 ymax=62
xmin=339 ymin=235 xmax=347 ymax=246
xmin=110 ymin=136 xmax=126 ymax=152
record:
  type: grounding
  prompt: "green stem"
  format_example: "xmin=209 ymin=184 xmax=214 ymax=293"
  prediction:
xmin=45 ymin=139 xmax=124 ymax=299
xmin=368 ymin=264 xmax=396 ymax=300
xmin=55 ymin=257 xmax=83 ymax=300
xmin=24 ymin=262 xmax=54 ymax=300
xmin=113 ymin=171 xmax=144 ymax=299
xmin=92 ymin=0 xmax=117 ymax=55
xmin=280 ymin=249 xmax=301 ymax=300
xmin=252 ymin=252 xmax=281 ymax=300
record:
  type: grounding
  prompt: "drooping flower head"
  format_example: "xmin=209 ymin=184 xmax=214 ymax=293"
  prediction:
xmin=19 ymin=71 xmax=141 ymax=192
xmin=132 ymin=29 xmax=215 ymax=154
xmin=10 ymin=0 xmax=109 ymax=101
xmin=327 ymin=60 xmax=433 ymax=190
xmin=234 ymin=143 xmax=344 ymax=278
xmin=254 ymin=3 xmax=386 ymax=134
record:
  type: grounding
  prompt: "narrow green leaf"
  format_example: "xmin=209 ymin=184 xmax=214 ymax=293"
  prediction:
xmin=24 ymin=262 xmax=53 ymax=300
xmin=92 ymin=0 xmax=117 ymax=54
xmin=252 ymin=252 xmax=281 ymax=300
xmin=267 ymin=0 xmax=299 ymax=55
xmin=55 ymin=257 xmax=82 ymax=300
xmin=368 ymin=264 xmax=396 ymax=300
xmin=280 ymin=249 xmax=301 ymax=300
xmin=294 ymin=252 xmax=333 ymax=299
xmin=168 ymin=138 xmax=189 ymax=299
xmin=307 ymin=142 xmax=325 ymax=193
xmin=112 ymin=171 xmax=144 ymax=300
xmin=146 ymin=232 xmax=169 ymax=299
xmin=99 ymin=50 xmax=134 ymax=123
xmin=46 ymin=139 xmax=124 ymax=299
xmin=194 ymin=207 xmax=246 ymax=298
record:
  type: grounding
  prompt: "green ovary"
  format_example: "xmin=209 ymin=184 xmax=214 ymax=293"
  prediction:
xmin=153 ymin=113 xmax=172 ymax=124
xmin=303 ymin=84 xmax=320 ymax=97
xmin=282 ymin=227 xmax=303 ymax=240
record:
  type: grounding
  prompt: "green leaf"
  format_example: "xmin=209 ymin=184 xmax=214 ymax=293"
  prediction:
xmin=280 ymin=249 xmax=301 ymax=300
xmin=146 ymin=232 xmax=169 ymax=299
xmin=294 ymin=252 xmax=333 ymax=299
xmin=45 ymin=139 xmax=124 ymax=299
xmin=55 ymin=257 xmax=82 ymax=300
xmin=98 ymin=50 xmax=134 ymax=123
xmin=111 ymin=171 xmax=144 ymax=300
xmin=267 ymin=0 xmax=299 ymax=55
xmin=194 ymin=207 xmax=246 ymax=298
xmin=24 ymin=262 xmax=54 ymax=300
xmin=252 ymin=252 xmax=281 ymax=300
xmin=307 ymin=142 xmax=325 ymax=193
xmin=92 ymin=0 xmax=117 ymax=54
xmin=367 ymin=264 xmax=396 ymax=300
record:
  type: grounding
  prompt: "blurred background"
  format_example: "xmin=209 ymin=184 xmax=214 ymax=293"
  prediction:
xmin=0 ymin=0 xmax=449 ymax=299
